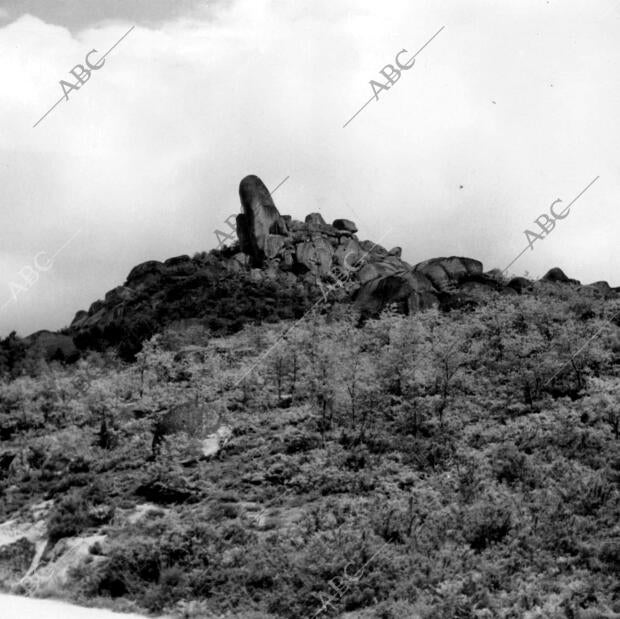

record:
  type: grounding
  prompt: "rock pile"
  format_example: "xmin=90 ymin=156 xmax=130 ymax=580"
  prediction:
xmin=65 ymin=174 xmax=618 ymax=356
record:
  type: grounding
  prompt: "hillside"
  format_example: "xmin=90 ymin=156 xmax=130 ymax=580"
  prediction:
xmin=0 ymin=176 xmax=619 ymax=617
xmin=0 ymin=275 xmax=619 ymax=617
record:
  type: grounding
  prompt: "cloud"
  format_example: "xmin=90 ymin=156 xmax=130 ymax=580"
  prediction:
xmin=0 ymin=0 xmax=619 ymax=336
xmin=0 ymin=0 xmax=213 ymax=31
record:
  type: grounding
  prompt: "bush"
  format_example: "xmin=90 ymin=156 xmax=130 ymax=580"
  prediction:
xmin=463 ymin=497 xmax=512 ymax=552
xmin=47 ymin=492 xmax=91 ymax=544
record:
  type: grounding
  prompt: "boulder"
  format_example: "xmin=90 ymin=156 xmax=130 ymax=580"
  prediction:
xmin=357 ymin=262 xmax=391 ymax=285
xmin=125 ymin=260 xmax=166 ymax=288
xmin=585 ymin=281 xmax=616 ymax=298
xmin=70 ymin=310 xmax=88 ymax=329
xmin=237 ymin=175 xmax=288 ymax=266
xmin=485 ymin=268 xmax=504 ymax=282
xmin=153 ymin=402 xmax=222 ymax=444
xmin=295 ymin=238 xmax=333 ymax=275
xmin=163 ymin=255 xmax=197 ymax=276
xmin=542 ymin=267 xmax=580 ymax=285
xmin=289 ymin=219 xmax=307 ymax=232
xmin=507 ymin=277 xmax=532 ymax=293
xmin=164 ymin=254 xmax=191 ymax=267
xmin=355 ymin=268 xmax=438 ymax=317
xmin=305 ymin=213 xmax=327 ymax=226
xmin=355 ymin=274 xmax=415 ymax=316
xmin=359 ymin=240 xmax=388 ymax=257
xmin=334 ymin=238 xmax=365 ymax=270
xmin=264 ymin=234 xmax=287 ymax=260
xmin=401 ymin=270 xmax=435 ymax=293
xmin=414 ymin=257 xmax=483 ymax=292
xmin=587 ymin=280 xmax=612 ymax=292
xmin=88 ymin=299 xmax=105 ymax=315
xmin=459 ymin=280 xmax=499 ymax=298
xmin=104 ymin=286 xmax=135 ymax=306
xmin=201 ymin=425 xmax=233 ymax=458
xmin=332 ymin=218 xmax=357 ymax=233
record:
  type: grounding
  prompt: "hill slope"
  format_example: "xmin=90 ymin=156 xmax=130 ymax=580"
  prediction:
xmin=0 ymin=284 xmax=618 ymax=617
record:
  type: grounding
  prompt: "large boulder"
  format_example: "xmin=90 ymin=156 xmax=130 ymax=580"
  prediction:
xmin=507 ymin=277 xmax=532 ymax=294
xmin=357 ymin=258 xmax=404 ymax=284
xmin=584 ymin=281 xmax=617 ymax=298
xmin=354 ymin=274 xmax=414 ymax=315
xmin=163 ymin=255 xmax=197 ymax=276
xmin=355 ymin=273 xmax=439 ymax=317
xmin=125 ymin=260 xmax=166 ymax=289
xmin=414 ymin=257 xmax=483 ymax=291
xmin=237 ymin=175 xmax=288 ymax=266
xmin=264 ymin=234 xmax=287 ymax=260
xmin=104 ymin=286 xmax=136 ymax=306
xmin=332 ymin=218 xmax=357 ymax=233
xmin=542 ymin=267 xmax=580 ymax=285
xmin=334 ymin=238 xmax=365 ymax=271
xmin=70 ymin=310 xmax=88 ymax=329
xmin=295 ymin=238 xmax=334 ymax=275
xmin=305 ymin=213 xmax=327 ymax=226
xmin=359 ymin=240 xmax=388 ymax=257
xmin=152 ymin=401 xmax=222 ymax=453
xmin=355 ymin=257 xmax=494 ymax=317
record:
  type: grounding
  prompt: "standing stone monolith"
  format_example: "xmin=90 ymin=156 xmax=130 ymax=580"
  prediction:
xmin=236 ymin=175 xmax=288 ymax=266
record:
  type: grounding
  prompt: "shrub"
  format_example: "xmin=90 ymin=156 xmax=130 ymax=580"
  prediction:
xmin=462 ymin=497 xmax=512 ymax=552
xmin=47 ymin=492 xmax=91 ymax=544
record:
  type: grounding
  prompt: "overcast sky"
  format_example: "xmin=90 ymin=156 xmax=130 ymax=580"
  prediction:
xmin=0 ymin=0 xmax=618 ymax=337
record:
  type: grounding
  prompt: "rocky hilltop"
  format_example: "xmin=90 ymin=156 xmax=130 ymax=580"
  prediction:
xmin=67 ymin=175 xmax=617 ymax=359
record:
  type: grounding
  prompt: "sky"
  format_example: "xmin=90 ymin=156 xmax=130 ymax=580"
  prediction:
xmin=0 ymin=0 xmax=618 ymax=337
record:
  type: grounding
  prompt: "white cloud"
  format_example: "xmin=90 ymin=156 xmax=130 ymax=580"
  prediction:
xmin=0 ymin=0 xmax=619 ymax=336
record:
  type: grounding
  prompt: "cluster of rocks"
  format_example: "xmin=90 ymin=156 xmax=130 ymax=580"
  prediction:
xmin=65 ymin=174 xmax=618 ymax=356
xmin=228 ymin=175 xmax=618 ymax=315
